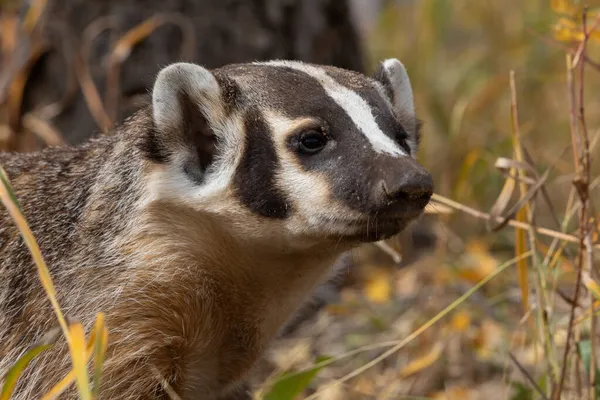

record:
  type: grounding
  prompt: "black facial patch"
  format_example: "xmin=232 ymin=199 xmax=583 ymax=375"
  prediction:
xmin=234 ymin=108 xmax=291 ymax=219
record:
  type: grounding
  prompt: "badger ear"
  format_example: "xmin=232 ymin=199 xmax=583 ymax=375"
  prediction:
xmin=149 ymin=62 xmax=223 ymax=182
xmin=373 ymin=59 xmax=419 ymax=143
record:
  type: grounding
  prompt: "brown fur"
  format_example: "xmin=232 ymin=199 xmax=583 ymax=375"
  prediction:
xmin=0 ymin=58 xmax=433 ymax=399
xmin=0 ymin=108 xmax=345 ymax=399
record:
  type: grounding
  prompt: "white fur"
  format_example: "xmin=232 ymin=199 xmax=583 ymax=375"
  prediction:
xmin=149 ymin=63 xmax=246 ymax=207
xmin=258 ymin=60 xmax=407 ymax=158
xmin=153 ymin=63 xmax=222 ymax=133
xmin=380 ymin=59 xmax=418 ymax=156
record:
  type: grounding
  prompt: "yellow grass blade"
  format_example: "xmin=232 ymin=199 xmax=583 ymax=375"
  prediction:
xmin=509 ymin=70 xmax=530 ymax=314
xmin=0 ymin=167 xmax=70 ymax=338
xmin=68 ymin=323 xmax=91 ymax=400
xmin=92 ymin=313 xmax=108 ymax=397
xmin=42 ymin=317 xmax=105 ymax=400
xmin=515 ymin=207 xmax=529 ymax=312
xmin=41 ymin=369 xmax=77 ymax=400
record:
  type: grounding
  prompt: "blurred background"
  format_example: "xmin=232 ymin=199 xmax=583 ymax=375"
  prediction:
xmin=1 ymin=0 xmax=600 ymax=398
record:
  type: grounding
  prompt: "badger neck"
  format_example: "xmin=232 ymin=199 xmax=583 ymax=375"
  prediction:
xmin=125 ymin=198 xmax=341 ymax=336
xmin=108 ymin=199 xmax=341 ymax=393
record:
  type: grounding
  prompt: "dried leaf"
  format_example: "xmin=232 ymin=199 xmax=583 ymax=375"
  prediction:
xmin=399 ymin=341 xmax=444 ymax=378
xmin=488 ymin=166 xmax=517 ymax=229
xmin=551 ymin=0 xmax=579 ymax=17
xmin=583 ymin=273 xmax=600 ymax=301
xmin=364 ymin=268 xmax=392 ymax=304
xmin=450 ymin=310 xmax=471 ymax=333
xmin=458 ymin=240 xmax=498 ymax=284
xmin=431 ymin=386 xmax=473 ymax=400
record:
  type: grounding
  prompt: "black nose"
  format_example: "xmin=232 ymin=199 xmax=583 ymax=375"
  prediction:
xmin=378 ymin=165 xmax=433 ymax=217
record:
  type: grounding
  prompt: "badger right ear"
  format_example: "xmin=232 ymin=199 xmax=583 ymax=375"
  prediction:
xmin=373 ymin=59 xmax=418 ymax=142
xmin=148 ymin=63 xmax=223 ymax=180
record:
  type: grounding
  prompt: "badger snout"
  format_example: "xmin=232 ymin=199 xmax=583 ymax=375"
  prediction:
xmin=373 ymin=159 xmax=433 ymax=218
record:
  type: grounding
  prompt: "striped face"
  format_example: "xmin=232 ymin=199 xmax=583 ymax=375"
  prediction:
xmin=147 ymin=60 xmax=433 ymax=248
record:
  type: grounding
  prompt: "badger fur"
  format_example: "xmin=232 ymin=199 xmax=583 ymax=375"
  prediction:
xmin=0 ymin=59 xmax=433 ymax=399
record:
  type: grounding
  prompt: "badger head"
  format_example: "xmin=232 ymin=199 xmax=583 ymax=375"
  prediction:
xmin=146 ymin=59 xmax=433 ymax=250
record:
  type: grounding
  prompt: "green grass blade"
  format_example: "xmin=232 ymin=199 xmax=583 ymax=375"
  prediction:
xmin=1 ymin=344 xmax=53 ymax=400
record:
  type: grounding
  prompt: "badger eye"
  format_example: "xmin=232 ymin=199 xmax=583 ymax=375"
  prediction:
xmin=298 ymin=130 xmax=327 ymax=154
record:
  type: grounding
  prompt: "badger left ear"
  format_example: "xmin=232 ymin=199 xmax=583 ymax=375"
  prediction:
xmin=148 ymin=62 xmax=225 ymax=183
xmin=373 ymin=59 xmax=419 ymax=143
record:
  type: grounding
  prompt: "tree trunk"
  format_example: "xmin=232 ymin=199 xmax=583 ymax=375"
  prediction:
xmin=11 ymin=0 xmax=363 ymax=146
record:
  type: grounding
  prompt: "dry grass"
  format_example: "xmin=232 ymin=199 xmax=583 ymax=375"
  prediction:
xmin=0 ymin=0 xmax=599 ymax=399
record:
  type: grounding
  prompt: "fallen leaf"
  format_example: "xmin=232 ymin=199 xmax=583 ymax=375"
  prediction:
xmin=450 ymin=310 xmax=471 ymax=333
xmin=458 ymin=240 xmax=498 ymax=283
xmin=363 ymin=268 xmax=392 ymax=304
xmin=430 ymin=385 xmax=473 ymax=399
xmin=399 ymin=341 xmax=444 ymax=378
xmin=583 ymin=272 xmax=600 ymax=301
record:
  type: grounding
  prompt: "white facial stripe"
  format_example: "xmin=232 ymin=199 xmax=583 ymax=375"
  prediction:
xmin=258 ymin=60 xmax=407 ymax=158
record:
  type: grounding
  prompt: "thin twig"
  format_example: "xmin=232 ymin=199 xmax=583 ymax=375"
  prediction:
xmin=374 ymin=241 xmax=402 ymax=264
xmin=576 ymin=8 xmax=598 ymax=396
xmin=509 ymin=352 xmax=550 ymax=400
xmin=554 ymin=8 xmax=595 ymax=396
xmin=430 ymin=194 xmax=600 ymax=249
xmin=527 ymin=27 xmax=600 ymax=72
xmin=510 ymin=69 xmax=557 ymax=388
xmin=302 ymin=252 xmax=533 ymax=400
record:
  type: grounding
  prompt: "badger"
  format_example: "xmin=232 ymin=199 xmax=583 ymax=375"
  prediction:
xmin=0 ymin=59 xmax=433 ymax=399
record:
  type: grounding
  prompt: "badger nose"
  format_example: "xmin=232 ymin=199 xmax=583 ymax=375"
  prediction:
xmin=377 ymin=164 xmax=433 ymax=216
